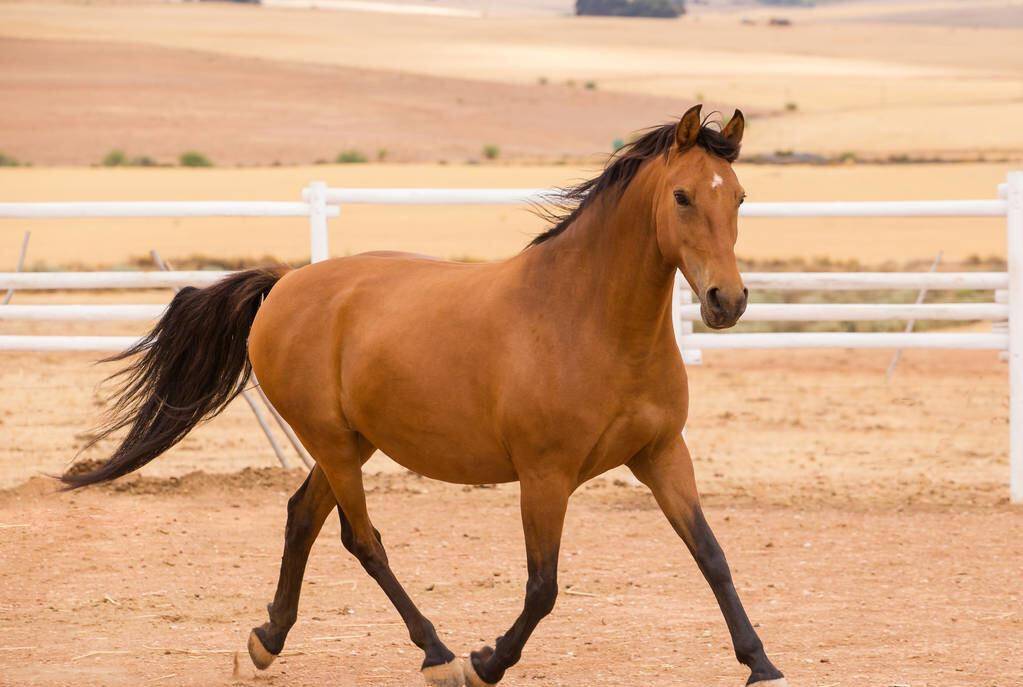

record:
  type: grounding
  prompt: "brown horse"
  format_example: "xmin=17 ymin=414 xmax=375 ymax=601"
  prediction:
xmin=64 ymin=105 xmax=785 ymax=687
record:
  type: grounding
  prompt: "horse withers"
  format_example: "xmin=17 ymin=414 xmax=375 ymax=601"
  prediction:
xmin=64 ymin=104 xmax=784 ymax=687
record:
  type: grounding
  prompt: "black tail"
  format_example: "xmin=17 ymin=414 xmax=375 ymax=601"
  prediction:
xmin=61 ymin=267 xmax=286 ymax=489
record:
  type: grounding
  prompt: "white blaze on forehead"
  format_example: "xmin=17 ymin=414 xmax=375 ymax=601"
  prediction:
xmin=711 ymin=173 xmax=724 ymax=190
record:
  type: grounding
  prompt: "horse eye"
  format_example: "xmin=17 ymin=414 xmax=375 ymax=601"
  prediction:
xmin=674 ymin=190 xmax=691 ymax=207
xmin=739 ymin=195 xmax=746 ymax=206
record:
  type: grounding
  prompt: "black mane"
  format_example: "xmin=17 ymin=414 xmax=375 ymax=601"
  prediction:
xmin=529 ymin=121 xmax=740 ymax=247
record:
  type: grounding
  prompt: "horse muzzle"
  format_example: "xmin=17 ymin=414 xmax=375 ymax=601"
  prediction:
xmin=700 ymin=286 xmax=748 ymax=329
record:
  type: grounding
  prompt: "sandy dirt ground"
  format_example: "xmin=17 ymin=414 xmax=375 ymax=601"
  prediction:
xmin=2 ymin=1 xmax=1023 ymax=162
xmin=1 ymin=162 xmax=1014 ymax=267
xmin=0 ymin=469 xmax=1019 ymax=687
xmin=0 ymin=345 xmax=1021 ymax=686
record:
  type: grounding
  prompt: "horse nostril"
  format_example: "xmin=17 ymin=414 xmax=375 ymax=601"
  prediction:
xmin=707 ymin=287 xmax=722 ymax=312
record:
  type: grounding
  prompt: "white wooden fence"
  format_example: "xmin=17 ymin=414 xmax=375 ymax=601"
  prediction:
xmin=1 ymin=173 xmax=1021 ymax=501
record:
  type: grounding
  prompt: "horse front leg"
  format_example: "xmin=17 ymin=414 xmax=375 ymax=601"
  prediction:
xmin=629 ymin=437 xmax=786 ymax=686
xmin=464 ymin=474 xmax=571 ymax=687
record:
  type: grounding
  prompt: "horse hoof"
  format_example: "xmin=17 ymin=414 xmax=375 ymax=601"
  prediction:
xmin=749 ymin=678 xmax=788 ymax=687
xmin=462 ymin=657 xmax=497 ymax=687
xmin=247 ymin=629 xmax=278 ymax=670
xmin=422 ymin=658 xmax=466 ymax=687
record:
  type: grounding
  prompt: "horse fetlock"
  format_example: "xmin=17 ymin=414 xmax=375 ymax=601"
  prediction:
xmin=463 ymin=652 xmax=499 ymax=687
xmin=421 ymin=657 xmax=466 ymax=687
xmin=744 ymin=654 xmax=783 ymax=684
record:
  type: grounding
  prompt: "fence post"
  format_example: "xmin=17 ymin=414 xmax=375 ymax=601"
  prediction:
xmin=1008 ymin=171 xmax=1023 ymax=504
xmin=307 ymin=181 xmax=329 ymax=263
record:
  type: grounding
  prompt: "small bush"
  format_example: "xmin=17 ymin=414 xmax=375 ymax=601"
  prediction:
xmin=376 ymin=148 xmax=389 ymax=162
xmin=537 ymin=76 xmax=549 ymax=85
xmin=612 ymin=138 xmax=625 ymax=151
xmin=102 ymin=149 xmax=127 ymax=167
xmin=584 ymin=80 xmax=598 ymax=90
xmin=0 ymin=152 xmax=23 ymax=167
xmin=179 ymin=151 xmax=213 ymax=167
xmin=784 ymin=101 xmax=798 ymax=111
xmin=482 ymin=144 xmax=500 ymax=161
xmin=100 ymin=150 xmax=163 ymax=167
xmin=336 ymin=149 xmax=368 ymax=164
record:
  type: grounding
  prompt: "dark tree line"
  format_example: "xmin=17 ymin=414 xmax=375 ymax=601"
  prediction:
xmin=576 ymin=0 xmax=685 ymax=18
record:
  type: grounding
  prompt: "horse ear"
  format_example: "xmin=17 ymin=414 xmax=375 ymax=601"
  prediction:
xmin=675 ymin=104 xmax=702 ymax=150
xmin=722 ymin=109 xmax=745 ymax=147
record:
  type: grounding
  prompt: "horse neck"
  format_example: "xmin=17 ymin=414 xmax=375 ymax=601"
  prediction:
xmin=522 ymin=181 xmax=676 ymax=348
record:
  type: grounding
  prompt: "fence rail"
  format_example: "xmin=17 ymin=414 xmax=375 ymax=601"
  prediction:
xmin=0 ymin=304 xmax=167 ymax=321
xmin=742 ymin=272 xmax=1008 ymax=290
xmin=0 ymin=271 xmax=230 ymax=290
xmin=0 ymin=201 xmax=339 ymax=219
xmin=679 ymin=332 xmax=1008 ymax=350
xmin=676 ymin=303 xmax=1008 ymax=322
xmin=2 ymin=174 xmax=1022 ymax=502
xmin=0 ymin=301 xmax=1008 ymax=323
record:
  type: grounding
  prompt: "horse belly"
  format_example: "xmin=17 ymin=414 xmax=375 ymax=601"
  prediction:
xmin=353 ymin=410 xmax=518 ymax=484
xmin=341 ymin=350 xmax=518 ymax=484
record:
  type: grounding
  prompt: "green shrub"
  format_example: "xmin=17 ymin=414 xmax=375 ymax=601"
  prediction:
xmin=376 ymin=148 xmax=389 ymax=162
xmin=179 ymin=151 xmax=213 ymax=167
xmin=336 ymin=149 xmax=368 ymax=164
xmin=584 ymin=80 xmax=598 ymax=90
xmin=482 ymin=144 xmax=500 ymax=161
xmin=785 ymin=101 xmax=798 ymax=111
xmin=0 ymin=152 xmax=23 ymax=167
xmin=102 ymin=149 xmax=127 ymax=167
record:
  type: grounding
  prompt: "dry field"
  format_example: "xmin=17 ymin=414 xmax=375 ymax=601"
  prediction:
xmin=2 ymin=0 xmax=1023 ymax=163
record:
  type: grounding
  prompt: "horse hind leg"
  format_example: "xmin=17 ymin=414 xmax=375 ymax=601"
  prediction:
xmin=248 ymin=465 xmax=337 ymax=669
xmin=313 ymin=429 xmax=463 ymax=687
